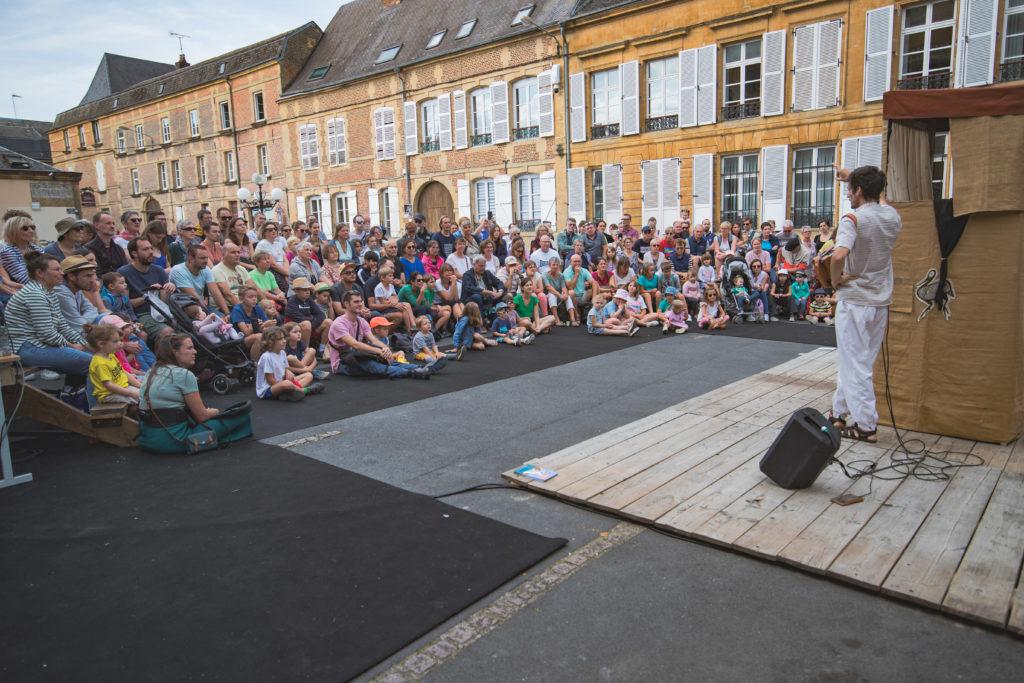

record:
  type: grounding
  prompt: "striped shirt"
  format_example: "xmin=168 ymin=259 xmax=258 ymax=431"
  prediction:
xmin=5 ymin=280 xmax=85 ymax=350
xmin=0 ymin=244 xmax=43 ymax=285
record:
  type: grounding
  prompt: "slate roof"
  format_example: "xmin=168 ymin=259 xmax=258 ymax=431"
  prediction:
xmin=0 ymin=145 xmax=75 ymax=174
xmin=282 ymin=0 xmax=577 ymax=99
xmin=571 ymin=0 xmax=641 ymax=17
xmin=0 ymin=118 xmax=55 ymax=164
xmin=79 ymin=54 xmax=176 ymax=106
xmin=53 ymin=23 xmax=320 ymax=129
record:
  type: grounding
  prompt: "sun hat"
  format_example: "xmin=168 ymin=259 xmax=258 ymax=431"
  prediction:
xmin=60 ymin=255 xmax=96 ymax=274
xmin=614 ymin=288 xmax=629 ymax=299
xmin=290 ymin=277 xmax=314 ymax=290
xmin=100 ymin=314 xmax=131 ymax=329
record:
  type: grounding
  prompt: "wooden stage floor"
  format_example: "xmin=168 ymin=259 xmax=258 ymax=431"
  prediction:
xmin=504 ymin=347 xmax=1024 ymax=633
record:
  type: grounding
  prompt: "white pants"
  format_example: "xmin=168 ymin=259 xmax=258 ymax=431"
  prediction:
xmin=547 ymin=293 xmax=574 ymax=310
xmin=832 ymin=300 xmax=888 ymax=431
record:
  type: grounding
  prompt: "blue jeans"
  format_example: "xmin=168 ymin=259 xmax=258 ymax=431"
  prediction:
xmin=17 ymin=342 xmax=92 ymax=376
xmin=130 ymin=335 xmax=155 ymax=371
xmin=335 ymin=356 xmax=418 ymax=378
xmin=452 ymin=316 xmax=472 ymax=349
xmin=751 ymin=290 xmax=770 ymax=315
xmin=792 ymin=296 xmax=808 ymax=317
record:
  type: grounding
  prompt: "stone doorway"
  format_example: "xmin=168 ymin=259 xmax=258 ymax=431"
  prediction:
xmin=415 ymin=181 xmax=454 ymax=234
xmin=144 ymin=197 xmax=162 ymax=222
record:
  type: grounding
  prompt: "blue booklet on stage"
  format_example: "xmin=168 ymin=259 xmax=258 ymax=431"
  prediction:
xmin=514 ymin=465 xmax=557 ymax=481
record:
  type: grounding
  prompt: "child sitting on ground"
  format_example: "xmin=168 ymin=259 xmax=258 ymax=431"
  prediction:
xmin=771 ymin=270 xmax=793 ymax=321
xmin=413 ymin=314 xmax=450 ymax=361
xmin=451 ymin=301 xmax=496 ymax=357
xmin=588 ymin=292 xmax=638 ymax=336
xmin=660 ymin=298 xmax=689 ymax=335
xmin=697 ymin=253 xmax=716 ymax=290
xmin=256 ymin=326 xmax=323 ymax=401
xmin=84 ymin=322 xmax=141 ymax=412
xmin=490 ymin=302 xmax=533 ymax=346
xmin=806 ymin=288 xmax=834 ymax=325
xmin=100 ymin=272 xmax=138 ymax=323
xmin=697 ymin=284 xmax=729 ymax=330
xmin=624 ymin=281 xmax=661 ymax=327
xmin=682 ymin=271 xmax=702 ymax=318
xmin=185 ymin=303 xmax=243 ymax=345
xmin=282 ymin=321 xmax=329 ymax=380
xmin=370 ymin=316 xmax=410 ymax=364
xmin=790 ymin=271 xmax=810 ymax=321
xmin=656 ymin=260 xmax=681 ymax=309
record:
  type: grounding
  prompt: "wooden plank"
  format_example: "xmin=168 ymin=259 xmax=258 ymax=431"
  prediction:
xmin=826 ymin=437 xmax=973 ymax=589
xmin=1006 ymin=441 xmax=1024 ymax=635
xmin=657 ymin=453 xmax=768 ymax=537
xmin=942 ymin=469 xmax=1024 ymax=627
xmin=692 ymin=351 xmax=836 ymax=418
xmin=622 ymin=425 xmax=782 ymax=521
xmin=588 ymin=420 xmax=763 ymax=512
xmin=4 ymin=384 xmax=138 ymax=447
xmin=557 ymin=415 xmax=735 ymax=501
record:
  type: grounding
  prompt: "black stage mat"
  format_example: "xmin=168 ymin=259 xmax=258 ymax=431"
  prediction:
xmin=691 ymin=320 xmax=836 ymax=347
xmin=0 ymin=437 xmax=565 ymax=681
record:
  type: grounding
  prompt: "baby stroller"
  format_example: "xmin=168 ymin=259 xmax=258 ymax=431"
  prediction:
xmin=145 ymin=291 xmax=256 ymax=394
xmin=720 ymin=256 xmax=763 ymax=324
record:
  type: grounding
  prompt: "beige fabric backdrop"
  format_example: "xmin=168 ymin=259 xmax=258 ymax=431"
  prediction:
xmin=950 ymin=116 xmax=1024 ymax=216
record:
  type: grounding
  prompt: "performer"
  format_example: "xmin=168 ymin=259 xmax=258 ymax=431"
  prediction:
xmin=828 ymin=166 xmax=902 ymax=443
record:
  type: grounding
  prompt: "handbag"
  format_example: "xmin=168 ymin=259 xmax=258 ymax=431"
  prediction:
xmin=142 ymin=367 xmax=220 ymax=455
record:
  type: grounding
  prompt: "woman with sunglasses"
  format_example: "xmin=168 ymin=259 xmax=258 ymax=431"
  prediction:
xmin=43 ymin=216 xmax=89 ymax=261
xmin=255 ymin=222 xmax=291 ymax=290
xmin=0 ymin=215 xmax=44 ymax=286
xmin=748 ymin=259 xmax=772 ymax=319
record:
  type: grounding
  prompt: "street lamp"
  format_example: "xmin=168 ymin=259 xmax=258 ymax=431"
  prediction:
xmin=236 ymin=173 xmax=285 ymax=224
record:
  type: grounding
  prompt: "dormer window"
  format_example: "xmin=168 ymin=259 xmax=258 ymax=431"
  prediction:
xmin=512 ymin=5 xmax=535 ymax=26
xmin=308 ymin=66 xmax=330 ymax=81
xmin=218 ymin=62 xmax=226 ymax=74
xmin=158 ymin=83 xmax=165 ymax=94
xmin=426 ymin=30 xmax=446 ymax=49
xmin=456 ymin=19 xmax=477 ymax=39
xmin=376 ymin=45 xmax=401 ymax=63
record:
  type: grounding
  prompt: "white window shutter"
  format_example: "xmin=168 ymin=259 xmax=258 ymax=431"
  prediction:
xmin=539 ymin=170 xmax=557 ymax=225
xmin=659 ymin=158 xmax=680 ymax=230
xmin=95 ymin=160 xmax=106 ymax=191
xmin=641 ymin=160 xmax=661 ymax=227
xmin=864 ymin=6 xmax=894 ymax=102
xmin=697 ymin=45 xmax=718 ymax=126
xmin=438 ymin=93 xmax=453 ymax=151
xmin=858 ymin=134 xmax=882 ymax=168
xmin=387 ymin=188 xmax=401 ymax=232
xmin=792 ymin=24 xmax=816 ymax=112
xmin=956 ymin=0 xmax=998 ymax=87
xmin=402 ymin=103 xmax=417 ymax=156
xmin=457 ymin=179 xmax=472 ymax=219
xmin=345 ymin=190 xmax=357 ymax=220
xmin=453 ymin=91 xmax=468 ymax=149
xmin=320 ymin=193 xmax=332 ymax=235
xmin=382 ymin=108 xmax=396 ymax=160
xmin=760 ymin=145 xmax=789 ymax=226
xmin=494 ymin=175 xmax=514 ymax=227
xmin=367 ymin=188 xmax=380 ymax=227
xmin=295 ymin=195 xmax=306 ymax=222
xmin=620 ymin=60 xmax=640 ymax=136
xmin=679 ymin=49 xmax=698 ymax=128
xmin=538 ymin=68 xmax=555 ymax=137
xmin=815 ymin=20 xmax=842 ymax=109
xmin=602 ymin=163 xmax=622 ymax=220
xmin=373 ymin=110 xmax=384 ymax=161
xmin=839 ymin=137 xmax=860 ymax=216
xmin=567 ymin=167 xmax=587 ymax=223
xmin=762 ymin=30 xmax=787 ymax=116
xmin=691 ymin=154 xmax=714 ymax=226
xmin=569 ymin=72 xmax=587 ymax=142
xmin=491 ymin=81 xmax=510 ymax=144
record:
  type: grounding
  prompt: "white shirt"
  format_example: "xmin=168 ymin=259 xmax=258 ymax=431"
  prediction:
xmin=373 ymin=282 xmax=397 ymax=301
xmin=256 ymin=237 xmax=288 ymax=265
xmin=256 ymin=350 xmax=288 ymax=397
xmin=481 ymin=254 xmax=501 ymax=274
xmin=835 ymin=202 xmax=902 ymax=307
xmin=445 ymin=252 xmax=473 ymax=276
xmin=529 ymin=248 xmax=558 ymax=275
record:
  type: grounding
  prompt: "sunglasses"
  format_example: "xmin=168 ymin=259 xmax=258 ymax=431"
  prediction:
xmin=130 ymin=218 xmax=142 ymax=223
xmin=22 ymin=225 xmax=37 ymax=231
xmin=181 ymin=227 xmax=196 ymax=232
xmin=355 ymin=219 xmax=366 ymax=225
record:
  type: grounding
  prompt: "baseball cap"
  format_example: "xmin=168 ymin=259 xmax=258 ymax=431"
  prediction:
xmin=778 ymin=268 xmax=790 ymax=275
xmin=664 ymin=286 xmax=679 ymax=296
xmin=314 ymin=283 xmax=331 ymax=293
xmin=369 ymin=316 xmax=392 ymax=328
xmin=504 ymin=256 xmax=518 ymax=266
xmin=794 ymin=270 xmax=807 ymax=278
xmin=341 ymin=261 xmax=358 ymax=271
xmin=495 ymin=301 xmax=508 ymax=310
xmin=100 ymin=314 xmax=131 ymax=329
xmin=614 ymin=288 xmax=629 ymax=300
xmin=60 ymin=255 xmax=96 ymax=274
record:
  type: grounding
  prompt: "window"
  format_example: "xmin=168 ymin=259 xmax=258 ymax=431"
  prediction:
xmin=932 ymin=131 xmax=949 ymax=199
xmin=474 ymin=178 xmax=495 ymax=222
xmin=1004 ymin=0 xmax=1024 ymax=81
xmin=133 ymin=124 xmax=144 ymax=149
xmin=327 ymin=118 xmax=346 ymax=165
xmin=470 ymin=87 xmax=492 ymax=145
xmin=420 ymin=100 xmax=439 ymax=152
xmin=196 ymin=155 xmax=207 ymax=186
xmin=723 ymin=38 xmax=762 ymax=119
xmin=63 ymin=129 xmax=70 ymax=152
xmin=646 ymin=56 xmax=680 ymax=129
xmin=218 ymin=62 xmax=226 ymax=75
xmin=379 ymin=189 xmax=393 ymax=231
xmin=308 ymin=196 xmax=324 ymax=229
xmin=130 ymin=168 xmax=141 ymax=195
xmin=219 ymin=101 xmax=231 ymax=130
xmin=116 ymin=128 xmax=126 ymax=153
xmin=456 ymin=19 xmax=477 ymax=39
xmin=77 ymin=125 xmax=86 ymax=148
xmin=189 ymin=109 xmax=200 ymax=137
xmin=299 ymin=123 xmax=320 ymax=169
xmin=172 ymin=160 xmax=182 ymax=188
xmin=513 ymin=77 xmax=539 ymax=138
xmin=374 ymin=108 xmax=396 ymax=160
xmin=253 ymin=91 xmax=266 ymax=121
xmin=257 ymin=144 xmax=270 ymax=176
xmin=516 ymin=174 xmax=541 ymax=229
xmin=791 ymin=145 xmax=836 ymax=226
xmin=158 ymin=162 xmax=168 ymax=190
xmin=426 ymin=30 xmax=446 ymax=49
xmin=376 ymin=45 xmax=401 ymax=64
xmin=335 ymin=193 xmax=353 ymax=227
xmin=721 ymin=154 xmax=759 ymax=225
xmin=91 ymin=120 xmax=101 ymax=145
xmin=591 ymin=68 xmax=621 ymax=138
xmin=158 ymin=84 xmax=164 ymax=94
xmin=899 ymin=0 xmax=955 ymax=89
xmin=225 ymin=151 xmax=236 ymax=182
xmin=512 ymin=5 xmax=535 ymax=26
xmin=161 ymin=117 xmax=171 ymax=143
xmin=308 ymin=66 xmax=330 ymax=80
xmin=592 ymin=168 xmax=604 ymax=221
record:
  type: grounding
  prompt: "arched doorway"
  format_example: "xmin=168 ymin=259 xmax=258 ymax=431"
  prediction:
xmin=416 ymin=182 xmax=454 ymax=233
xmin=144 ymin=197 xmax=162 ymax=222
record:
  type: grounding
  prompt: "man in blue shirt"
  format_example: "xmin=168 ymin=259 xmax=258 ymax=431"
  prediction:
xmin=170 ymin=244 xmax=226 ymax=312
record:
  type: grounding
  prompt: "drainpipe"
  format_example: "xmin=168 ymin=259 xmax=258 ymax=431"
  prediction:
xmin=396 ymin=68 xmax=413 ymax=217
xmin=226 ymin=75 xmax=242 ymax=205
xmin=560 ymin=23 xmax=571 ymax=172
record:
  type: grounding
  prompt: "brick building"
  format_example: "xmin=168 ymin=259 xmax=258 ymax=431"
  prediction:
xmin=49 ymin=24 xmax=321 ymax=226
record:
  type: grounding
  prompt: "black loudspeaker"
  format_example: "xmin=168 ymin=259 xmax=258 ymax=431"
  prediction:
xmin=759 ymin=408 xmax=841 ymax=489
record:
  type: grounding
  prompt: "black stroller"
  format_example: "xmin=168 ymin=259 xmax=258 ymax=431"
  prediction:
xmin=720 ymin=256 xmax=763 ymax=324
xmin=145 ymin=291 xmax=256 ymax=394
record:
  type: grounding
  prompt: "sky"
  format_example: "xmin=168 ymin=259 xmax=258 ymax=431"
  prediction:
xmin=0 ymin=0 xmax=351 ymax=122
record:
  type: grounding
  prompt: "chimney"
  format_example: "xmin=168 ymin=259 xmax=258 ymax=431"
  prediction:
xmin=176 ymin=53 xmax=190 ymax=68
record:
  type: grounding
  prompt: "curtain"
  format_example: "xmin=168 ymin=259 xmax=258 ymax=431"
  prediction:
xmin=885 ymin=121 xmax=932 ymax=203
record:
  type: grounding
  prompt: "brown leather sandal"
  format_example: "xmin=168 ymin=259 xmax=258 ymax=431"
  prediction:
xmin=827 ymin=410 xmax=847 ymax=430
xmin=840 ymin=423 xmax=878 ymax=443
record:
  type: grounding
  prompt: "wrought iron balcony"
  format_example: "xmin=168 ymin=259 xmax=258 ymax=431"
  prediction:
xmin=896 ymin=72 xmax=951 ymax=90
xmin=1000 ymin=59 xmax=1024 ymax=83
xmin=513 ymin=126 xmax=540 ymax=140
xmin=645 ymin=115 xmax=678 ymax=132
xmin=471 ymin=133 xmax=492 ymax=146
xmin=791 ymin=206 xmax=835 ymax=228
xmin=591 ymin=123 xmax=620 ymax=139
xmin=722 ymin=101 xmax=761 ymax=120
xmin=420 ymin=138 xmax=440 ymax=153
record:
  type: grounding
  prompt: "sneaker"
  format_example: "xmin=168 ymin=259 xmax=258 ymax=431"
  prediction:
xmin=510 ymin=337 xmax=521 ymax=346
xmin=484 ymin=338 xmax=498 ymax=347
xmin=808 ymin=317 xmax=818 ymax=325
xmin=312 ymin=368 xmax=331 ymax=381
xmin=454 ymin=345 xmax=466 ymax=361
xmin=825 ymin=317 xmax=834 ymax=326
xmin=789 ymin=315 xmax=796 ymax=322
xmin=280 ymin=389 xmax=305 ymax=402
xmin=410 ymin=367 xmax=431 ymax=380
xmin=755 ymin=310 xmax=765 ymax=324
xmin=38 ymin=369 xmax=61 ymax=381
xmin=645 ymin=320 xmax=659 ymax=328
xmin=521 ymin=334 xmax=535 ymax=345
xmin=305 ymin=382 xmax=326 ymax=396
xmin=769 ymin=316 xmax=778 ymax=322
xmin=662 ymin=324 xmax=670 ymax=334
xmin=427 ymin=355 xmax=448 ymax=373
xmin=628 ymin=325 xmax=639 ymax=337
xmin=675 ymin=326 xmax=687 ymax=334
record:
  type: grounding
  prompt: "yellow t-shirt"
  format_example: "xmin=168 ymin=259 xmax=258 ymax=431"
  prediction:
xmin=90 ymin=353 xmax=128 ymax=401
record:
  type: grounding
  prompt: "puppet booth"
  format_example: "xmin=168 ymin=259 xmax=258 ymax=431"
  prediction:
xmin=877 ymin=82 xmax=1024 ymax=443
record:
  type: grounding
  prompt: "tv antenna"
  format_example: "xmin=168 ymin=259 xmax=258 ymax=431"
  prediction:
xmin=169 ymin=31 xmax=191 ymax=53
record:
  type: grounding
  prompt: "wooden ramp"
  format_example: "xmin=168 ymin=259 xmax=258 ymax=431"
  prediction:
xmin=503 ymin=348 xmax=1024 ymax=633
